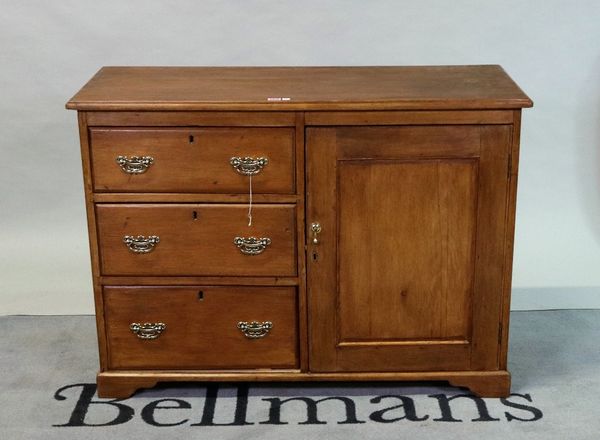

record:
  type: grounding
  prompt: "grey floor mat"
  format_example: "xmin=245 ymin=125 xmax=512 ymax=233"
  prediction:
xmin=0 ymin=310 xmax=598 ymax=439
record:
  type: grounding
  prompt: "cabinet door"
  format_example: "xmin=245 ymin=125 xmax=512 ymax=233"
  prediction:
xmin=306 ymin=125 xmax=511 ymax=372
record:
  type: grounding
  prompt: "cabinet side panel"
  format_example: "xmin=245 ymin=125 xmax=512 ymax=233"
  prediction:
xmin=470 ymin=125 xmax=512 ymax=370
xmin=499 ymin=111 xmax=522 ymax=369
xmin=77 ymin=111 xmax=108 ymax=371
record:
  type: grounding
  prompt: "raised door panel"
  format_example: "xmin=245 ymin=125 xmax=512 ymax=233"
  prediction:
xmin=307 ymin=126 xmax=511 ymax=372
xmin=338 ymin=159 xmax=477 ymax=344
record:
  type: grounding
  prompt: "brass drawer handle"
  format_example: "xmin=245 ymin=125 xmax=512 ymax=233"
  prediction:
xmin=116 ymin=155 xmax=154 ymax=174
xmin=237 ymin=321 xmax=272 ymax=338
xmin=130 ymin=322 xmax=166 ymax=339
xmin=230 ymin=156 xmax=268 ymax=176
xmin=123 ymin=235 xmax=160 ymax=253
xmin=233 ymin=236 xmax=271 ymax=255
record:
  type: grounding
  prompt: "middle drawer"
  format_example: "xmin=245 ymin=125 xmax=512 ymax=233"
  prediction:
xmin=96 ymin=204 xmax=297 ymax=276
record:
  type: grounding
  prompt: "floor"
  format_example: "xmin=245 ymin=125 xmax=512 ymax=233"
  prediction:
xmin=0 ymin=310 xmax=598 ymax=439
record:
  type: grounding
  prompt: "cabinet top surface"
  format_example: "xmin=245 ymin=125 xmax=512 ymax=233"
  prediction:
xmin=66 ymin=65 xmax=532 ymax=111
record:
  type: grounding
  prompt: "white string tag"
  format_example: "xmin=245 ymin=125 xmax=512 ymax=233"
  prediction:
xmin=247 ymin=174 xmax=253 ymax=227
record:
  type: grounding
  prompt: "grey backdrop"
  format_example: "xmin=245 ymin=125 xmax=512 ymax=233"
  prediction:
xmin=1 ymin=0 xmax=599 ymax=314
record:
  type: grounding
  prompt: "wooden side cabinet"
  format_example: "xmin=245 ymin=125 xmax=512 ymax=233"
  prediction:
xmin=67 ymin=66 xmax=532 ymax=398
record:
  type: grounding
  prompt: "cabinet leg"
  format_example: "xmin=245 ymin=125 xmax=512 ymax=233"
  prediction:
xmin=96 ymin=373 xmax=158 ymax=399
xmin=448 ymin=371 xmax=511 ymax=397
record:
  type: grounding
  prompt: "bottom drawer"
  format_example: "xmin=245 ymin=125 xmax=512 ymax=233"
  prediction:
xmin=104 ymin=286 xmax=298 ymax=369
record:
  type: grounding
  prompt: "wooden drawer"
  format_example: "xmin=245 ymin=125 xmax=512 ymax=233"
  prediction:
xmin=104 ymin=286 xmax=298 ymax=369
xmin=96 ymin=204 xmax=297 ymax=276
xmin=90 ymin=127 xmax=295 ymax=193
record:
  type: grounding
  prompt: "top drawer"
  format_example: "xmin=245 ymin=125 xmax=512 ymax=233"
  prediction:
xmin=90 ymin=128 xmax=295 ymax=193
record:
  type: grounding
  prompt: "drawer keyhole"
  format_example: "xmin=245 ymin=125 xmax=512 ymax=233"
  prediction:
xmin=192 ymin=210 xmax=198 ymax=220
xmin=198 ymin=290 xmax=204 ymax=300
xmin=189 ymin=134 xmax=194 ymax=144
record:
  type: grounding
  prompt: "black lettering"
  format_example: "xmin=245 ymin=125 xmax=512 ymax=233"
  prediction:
xmin=501 ymin=393 xmax=543 ymax=421
xmin=369 ymin=395 xmax=428 ymax=422
xmin=53 ymin=383 xmax=134 ymax=427
xmin=141 ymin=399 xmax=191 ymax=426
xmin=260 ymin=396 xmax=366 ymax=425
xmin=430 ymin=393 xmax=500 ymax=422
xmin=192 ymin=384 xmax=253 ymax=426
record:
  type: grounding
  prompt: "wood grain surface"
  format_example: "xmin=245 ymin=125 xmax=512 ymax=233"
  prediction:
xmin=66 ymin=66 xmax=532 ymax=111
xmin=90 ymin=127 xmax=295 ymax=193
xmin=104 ymin=286 xmax=298 ymax=369
xmin=306 ymin=125 xmax=511 ymax=373
xmin=96 ymin=370 xmax=511 ymax=399
xmin=68 ymin=65 xmax=531 ymax=398
xmin=96 ymin=204 xmax=297 ymax=276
